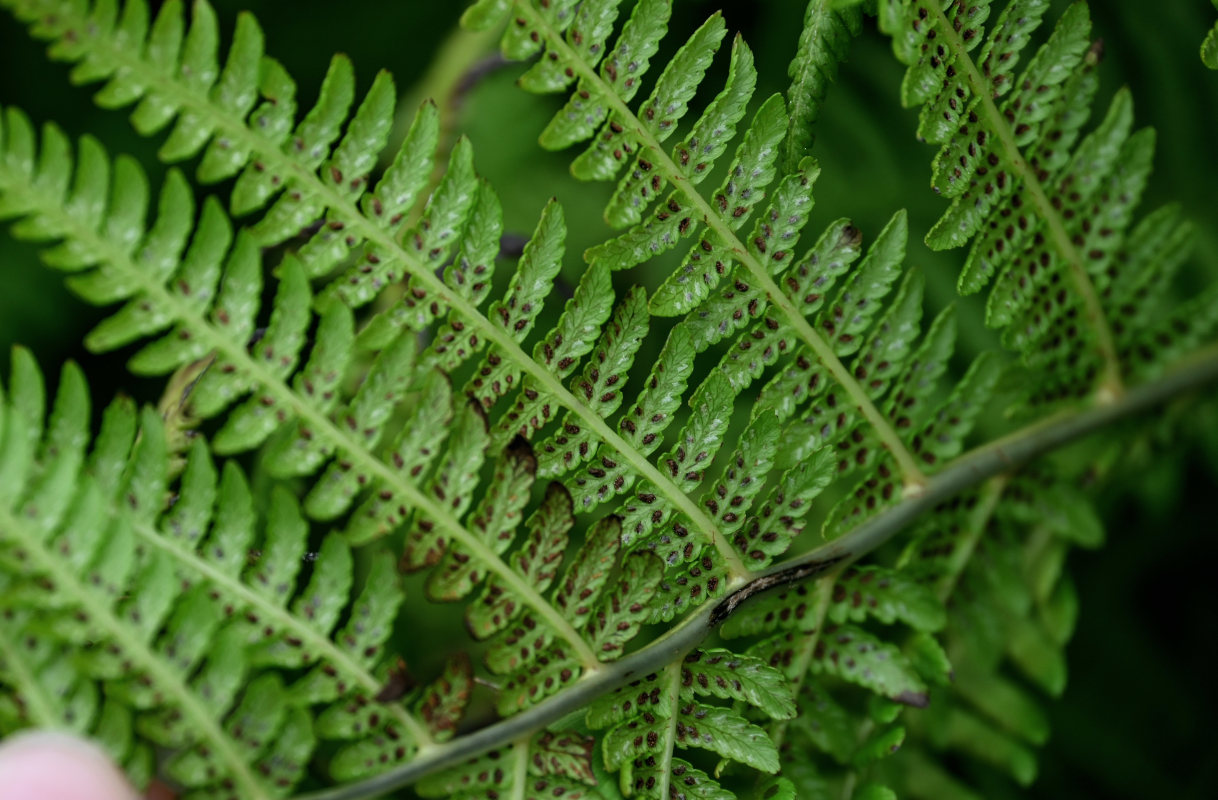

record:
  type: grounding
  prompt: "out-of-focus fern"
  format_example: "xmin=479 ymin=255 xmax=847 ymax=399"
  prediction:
xmin=1205 ymin=0 xmax=1218 ymax=68
xmin=0 ymin=1 xmax=1214 ymax=799
xmin=0 ymin=350 xmax=457 ymax=797
xmin=880 ymin=0 xmax=1218 ymax=407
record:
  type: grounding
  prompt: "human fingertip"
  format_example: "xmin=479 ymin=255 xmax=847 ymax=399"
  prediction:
xmin=0 ymin=730 xmax=138 ymax=800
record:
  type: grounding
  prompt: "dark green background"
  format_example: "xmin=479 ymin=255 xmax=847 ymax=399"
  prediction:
xmin=1 ymin=1 xmax=1215 ymax=797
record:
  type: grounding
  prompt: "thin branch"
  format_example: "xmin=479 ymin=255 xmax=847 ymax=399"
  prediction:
xmin=509 ymin=735 xmax=530 ymax=797
xmin=291 ymin=343 xmax=1218 ymax=800
xmin=514 ymin=1 xmax=929 ymax=490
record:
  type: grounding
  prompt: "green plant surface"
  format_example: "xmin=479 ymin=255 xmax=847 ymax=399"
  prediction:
xmin=0 ymin=1 xmax=1216 ymax=799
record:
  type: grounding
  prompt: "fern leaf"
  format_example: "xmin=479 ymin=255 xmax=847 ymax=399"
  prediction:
xmin=824 ymin=349 xmax=1002 ymax=538
xmin=209 ymin=257 xmax=312 ymax=452
xmin=877 ymin=470 xmax=1095 ymax=793
xmin=465 ymin=200 xmax=568 ymax=408
xmin=536 ymin=286 xmax=649 ymax=479
xmin=607 ymin=34 xmax=757 ymax=228
xmin=792 ymin=623 xmax=928 ymax=704
xmin=6 ymin=0 xmax=973 ymax=637
xmin=553 ymin=515 xmax=622 ymax=626
xmin=8 ymin=0 xmax=646 ymax=477
xmin=492 ymin=263 xmax=615 ymax=445
xmin=577 ymin=12 xmax=727 ymax=182
xmin=0 ymin=352 xmax=443 ymax=795
xmin=570 ymin=327 xmax=695 ymax=511
xmin=416 ymin=653 xmax=474 ymax=743
xmin=781 ymin=0 xmax=862 ymax=172
xmin=0 ymin=106 xmax=634 ymax=679
xmin=680 ymin=648 xmax=796 ymax=721
xmin=298 ymin=328 xmax=420 ymax=514
xmin=729 ymin=447 xmax=836 ymax=570
xmin=701 ymin=413 xmax=781 ymax=544
xmin=504 ymin=1 xmax=935 ymax=486
xmin=645 ymin=94 xmax=788 ymax=313
xmin=538 ymin=0 xmax=670 ymax=150
xmin=2 ymin=3 xmax=1216 ymax=800
xmin=584 ymin=551 xmax=663 ymax=659
xmin=427 ymin=438 xmax=537 ymax=603
xmin=879 ymin=0 xmax=1205 ymax=400
xmin=827 ymin=566 xmax=947 ymax=630
xmin=465 ymin=479 xmax=569 ymax=638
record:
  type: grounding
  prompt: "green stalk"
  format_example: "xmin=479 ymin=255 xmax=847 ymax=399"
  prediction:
xmin=654 ymin=661 xmax=685 ymax=799
xmin=292 ymin=340 xmax=1218 ymax=800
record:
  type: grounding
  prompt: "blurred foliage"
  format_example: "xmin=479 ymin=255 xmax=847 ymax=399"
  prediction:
xmin=1 ymin=1 xmax=1215 ymax=797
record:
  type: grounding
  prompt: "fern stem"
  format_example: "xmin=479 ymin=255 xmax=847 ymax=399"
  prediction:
xmin=655 ymin=660 xmax=684 ymax=799
xmin=509 ymin=734 xmax=530 ymax=798
xmin=128 ymin=518 xmax=434 ymax=747
xmin=926 ymin=0 xmax=1125 ymax=399
xmin=290 ymin=343 xmax=1218 ymax=800
xmin=42 ymin=3 xmax=751 ymax=587
xmin=512 ymin=1 xmax=929 ymax=491
xmin=0 ymin=155 xmax=601 ymax=671
xmin=0 ymin=506 xmax=271 ymax=799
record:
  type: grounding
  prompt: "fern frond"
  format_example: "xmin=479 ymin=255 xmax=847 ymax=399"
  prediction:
xmin=0 ymin=80 xmax=735 ymax=743
xmin=0 ymin=0 xmax=777 ymax=727
xmin=879 ymin=0 xmax=1218 ymax=405
xmin=0 ymin=349 xmax=447 ymax=795
xmin=781 ymin=0 xmax=863 ymax=173
xmin=0 ymin=2 xmax=641 ymax=505
xmin=854 ymin=474 xmax=1063 ymax=794
xmin=3 ymin=1 xmax=1003 ymax=664
xmin=732 ymin=462 xmax=1107 ymax=797
xmin=479 ymin=1 xmax=1046 ymax=634
xmin=0 ymin=108 xmax=704 ymax=753
xmin=0 ymin=105 xmax=614 ymax=675
xmin=16 ymin=0 xmax=788 ymax=590
xmin=489 ymin=0 xmax=933 ymax=492
xmin=1 ymin=2 xmax=1217 ymax=799
xmin=717 ymin=559 xmax=943 ymax=794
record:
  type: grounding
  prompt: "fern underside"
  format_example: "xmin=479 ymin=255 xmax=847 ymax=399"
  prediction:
xmin=0 ymin=1 xmax=1215 ymax=799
